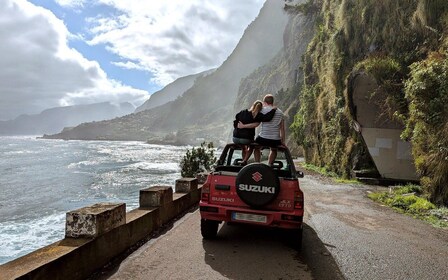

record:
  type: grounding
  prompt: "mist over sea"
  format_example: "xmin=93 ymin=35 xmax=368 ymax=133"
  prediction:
xmin=0 ymin=136 xmax=187 ymax=264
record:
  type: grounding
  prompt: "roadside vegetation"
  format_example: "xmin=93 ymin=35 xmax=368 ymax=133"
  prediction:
xmin=301 ymin=161 xmax=448 ymax=228
xmin=368 ymin=185 xmax=448 ymax=228
xmin=180 ymin=142 xmax=216 ymax=177
xmin=300 ymin=163 xmax=360 ymax=184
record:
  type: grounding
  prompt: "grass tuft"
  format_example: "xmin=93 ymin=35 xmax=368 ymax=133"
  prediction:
xmin=368 ymin=185 xmax=447 ymax=228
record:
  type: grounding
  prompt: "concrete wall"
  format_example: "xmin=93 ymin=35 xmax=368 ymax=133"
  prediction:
xmin=351 ymin=72 xmax=417 ymax=180
xmin=0 ymin=177 xmax=202 ymax=280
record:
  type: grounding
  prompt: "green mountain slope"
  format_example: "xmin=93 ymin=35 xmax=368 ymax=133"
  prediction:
xmin=290 ymin=0 xmax=448 ymax=205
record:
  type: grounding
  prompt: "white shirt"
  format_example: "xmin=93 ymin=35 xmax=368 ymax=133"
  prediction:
xmin=258 ymin=105 xmax=284 ymax=140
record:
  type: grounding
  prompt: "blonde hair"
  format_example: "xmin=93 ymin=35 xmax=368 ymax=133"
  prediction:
xmin=249 ymin=100 xmax=263 ymax=118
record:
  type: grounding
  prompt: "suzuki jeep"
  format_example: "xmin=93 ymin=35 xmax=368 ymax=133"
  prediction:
xmin=199 ymin=143 xmax=304 ymax=249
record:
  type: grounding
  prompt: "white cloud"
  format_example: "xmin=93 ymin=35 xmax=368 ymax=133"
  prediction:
xmin=0 ymin=0 xmax=265 ymax=120
xmin=0 ymin=0 xmax=148 ymax=120
xmin=80 ymin=0 xmax=265 ymax=85
xmin=54 ymin=0 xmax=86 ymax=8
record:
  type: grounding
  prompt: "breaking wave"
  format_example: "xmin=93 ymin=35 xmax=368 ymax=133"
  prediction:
xmin=0 ymin=136 xmax=187 ymax=264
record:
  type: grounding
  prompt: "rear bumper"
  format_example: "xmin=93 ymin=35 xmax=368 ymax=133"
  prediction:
xmin=199 ymin=201 xmax=303 ymax=229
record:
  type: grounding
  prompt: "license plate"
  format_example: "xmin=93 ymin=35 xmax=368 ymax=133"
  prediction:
xmin=232 ymin=212 xmax=267 ymax=223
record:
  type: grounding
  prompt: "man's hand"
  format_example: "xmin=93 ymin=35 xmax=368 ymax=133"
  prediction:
xmin=280 ymin=119 xmax=286 ymax=146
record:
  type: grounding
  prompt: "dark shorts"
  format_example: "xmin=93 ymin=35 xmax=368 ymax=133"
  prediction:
xmin=233 ymin=137 xmax=252 ymax=145
xmin=255 ymin=136 xmax=281 ymax=148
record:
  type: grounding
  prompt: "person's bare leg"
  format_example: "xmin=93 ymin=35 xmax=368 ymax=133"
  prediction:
xmin=268 ymin=148 xmax=277 ymax=165
xmin=254 ymin=148 xmax=261 ymax=162
xmin=241 ymin=145 xmax=247 ymax=160
xmin=243 ymin=146 xmax=254 ymax=163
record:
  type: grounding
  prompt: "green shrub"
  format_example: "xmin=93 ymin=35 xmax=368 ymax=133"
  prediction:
xmin=180 ymin=142 xmax=216 ymax=178
xmin=429 ymin=207 xmax=448 ymax=219
xmin=403 ymin=52 xmax=448 ymax=205
xmin=355 ymin=56 xmax=401 ymax=83
xmin=368 ymin=185 xmax=445 ymax=227
xmin=394 ymin=184 xmax=422 ymax=195
xmin=409 ymin=198 xmax=436 ymax=214
xmin=391 ymin=195 xmax=418 ymax=210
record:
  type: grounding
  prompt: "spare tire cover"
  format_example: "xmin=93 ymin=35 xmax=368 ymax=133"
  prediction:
xmin=235 ymin=163 xmax=280 ymax=207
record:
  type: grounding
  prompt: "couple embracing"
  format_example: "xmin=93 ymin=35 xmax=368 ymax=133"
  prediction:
xmin=232 ymin=94 xmax=285 ymax=165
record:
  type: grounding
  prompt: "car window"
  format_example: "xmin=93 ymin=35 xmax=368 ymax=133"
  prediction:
xmin=222 ymin=146 xmax=289 ymax=170
xmin=228 ymin=148 xmax=243 ymax=166
xmin=215 ymin=145 xmax=296 ymax=178
xmin=257 ymin=148 xmax=289 ymax=170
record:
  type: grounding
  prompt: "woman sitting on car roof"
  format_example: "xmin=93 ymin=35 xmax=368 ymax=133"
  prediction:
xmin=232 ymin=100 xmax=276 ymax=165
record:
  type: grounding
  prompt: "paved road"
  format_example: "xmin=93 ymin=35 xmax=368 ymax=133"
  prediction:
xmin=99 ymin=209 xmax=342 ymax=280
xmin=98 ymin=173 xmax=447 ymax=280
xmin=301 ymin=174 xmax=448 ymax=280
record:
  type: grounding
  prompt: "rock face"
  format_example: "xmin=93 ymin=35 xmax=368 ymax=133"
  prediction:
xmin=234 ymin=3 xmax=314 ymax=150
xmin=135 ymin=69 xmax=214 ymax=113
xmin=43 ymin=0 xmax=289 ymax=144
xmin=0 ymin=102 xmax=135 ymax=136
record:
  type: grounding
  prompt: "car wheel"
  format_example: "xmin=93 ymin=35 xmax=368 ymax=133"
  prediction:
xmin=201 ymin=219 xmax=219 ymax=239
xmin=290 ymin=227 xmax=303 ymax=251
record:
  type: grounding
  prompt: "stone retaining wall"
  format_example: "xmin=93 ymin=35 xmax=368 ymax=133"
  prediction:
xmin=0 ymin=177 xmax=202 ymax=280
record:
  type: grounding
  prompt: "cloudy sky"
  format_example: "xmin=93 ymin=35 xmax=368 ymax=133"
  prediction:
xmin=0 ymin=0 xmax=265 ymax=120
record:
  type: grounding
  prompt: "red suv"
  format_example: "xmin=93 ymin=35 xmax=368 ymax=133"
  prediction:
xmin=199 ymin=143 xmax=304 ymax=249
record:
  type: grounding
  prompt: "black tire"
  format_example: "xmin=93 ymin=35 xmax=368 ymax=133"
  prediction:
xmin=235 ymin=163 xmax=280 ymax=208
xmin=290 ymin=227 xmax=303 ymax=251
xmin=201 ymin=219 xmax=219 ymax=239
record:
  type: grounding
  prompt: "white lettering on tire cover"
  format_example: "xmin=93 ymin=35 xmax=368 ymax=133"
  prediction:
xmin=238 ymin=184 xmax=275 ymax=194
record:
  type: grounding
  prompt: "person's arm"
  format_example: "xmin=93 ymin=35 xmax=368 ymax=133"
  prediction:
xmin=254 ymin=108 xmax=277 ymax=122
xmin=280 ymin=119 xmax=286 ymax=145
xmin=238 ymin=121 xmax=260 ymax=129
xmin=233 ymin=111 xmax=242 ymax=128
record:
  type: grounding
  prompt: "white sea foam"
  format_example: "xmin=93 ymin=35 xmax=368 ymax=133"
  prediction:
xmin=0 ymin=212 xmax=65 ymax=264
xmin=3 ymin=150 xmax=37 ymax=155
xmin=67 ymin=160 xmax=101 ymax=169
xmin=124 ymin=162 xmax=179 ymax=174
xmin=0 ymin=137 xmax=186 ymax=265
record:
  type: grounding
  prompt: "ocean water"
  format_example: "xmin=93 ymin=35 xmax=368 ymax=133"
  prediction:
xmin=0 ymin=136 xmax=187 ymax=265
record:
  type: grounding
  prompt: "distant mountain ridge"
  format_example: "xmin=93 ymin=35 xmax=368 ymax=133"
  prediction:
xmin=0 ymin=102 xmax=134 ymax=136
xmin=44 ymin=0 xmax=289 ymax=144
xmin=135 ymin=69 xmax=215 ymax=113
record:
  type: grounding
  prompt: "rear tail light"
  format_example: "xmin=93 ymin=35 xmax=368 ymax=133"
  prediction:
xmin=294 ymin=190 xmax=304 ymax=209
xmin=201 ymin=183 xmax=210 ymax=202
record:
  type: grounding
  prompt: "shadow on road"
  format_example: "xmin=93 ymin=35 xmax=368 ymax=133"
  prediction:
xmin=202 ymin=222 xmax=343 ymax=280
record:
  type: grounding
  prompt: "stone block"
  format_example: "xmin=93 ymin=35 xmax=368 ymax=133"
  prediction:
xmin=140 ymin=186 xmax=173 ymax=207
xmin=175 ymin=178 xmax=198 ymax=193
xmin=65 ymin=203 xmax=125 ymax=238
xmin=196 ymin=173 xmax=209 ymax=184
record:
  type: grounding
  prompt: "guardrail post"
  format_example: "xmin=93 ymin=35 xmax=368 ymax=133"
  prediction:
xmin=65 ymin=203 xmax=126 ymax=238
xmin=139 ymin=186 xmax=173 ymax=207
xmin=175 ymin=178 xmax=198 ymax=193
